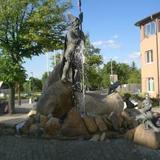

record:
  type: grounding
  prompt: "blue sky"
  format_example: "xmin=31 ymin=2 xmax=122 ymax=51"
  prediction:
xmin=23 ymin=0 xmax=160 ymax=78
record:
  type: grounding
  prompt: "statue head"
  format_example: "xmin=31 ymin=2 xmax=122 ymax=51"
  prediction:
xmin=67 ymin=13 xmax=81 ymax=29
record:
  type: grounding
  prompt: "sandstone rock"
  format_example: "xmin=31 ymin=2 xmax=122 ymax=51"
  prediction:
xmin=100 ymin=132 xmax=106 ymax=141
xmin=39 ymin=115 xmax=48 ymax=128
xmin=89 ymin=134 xmax=100 ymax=142
xmin=134 ymin=124 xmax=160 ymax=149
xmin=121 ymin=111 xmax=138 ymax=129
xmin=108 ymin=112 xmax=123 ymax=131
xmin=45 ymin=117 xmax=61 ymax=136
xmin=105 ymin=131 xmax=122 ymax=139
xmin=95 ymin=116 xmax=107 ymax=132
xmin=42 ymin=63 xmax=63 ymax=92
xmin=20 ymin=117 xmax=35 ymax=135
xmin=36 ymin=80 xmax=73 ymax=118
xmin=104 ymin=92 xmax=124 ymax=114
xmin=61 ymin=109 xmax=89 ymax=137
xmin=85 ymin=92 xmax=124 ymax=116
xmin=124 ymin=128 xmax=135 ymax=140
xmin=102 ymin=115 xmax=113 ymax=130
xmin=82 ymin=116 xmax=98 ymax=134
xmin=85 ymin=95 xmax=107 ymax=115
xmin=29 ymin=124 xmax=42 ymax=137
xmin=28 ymin=109 xmax=37 ymax=117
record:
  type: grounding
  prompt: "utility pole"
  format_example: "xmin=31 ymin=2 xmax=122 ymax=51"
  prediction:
xmin=111 ymin=58 xmax=113 ymax=75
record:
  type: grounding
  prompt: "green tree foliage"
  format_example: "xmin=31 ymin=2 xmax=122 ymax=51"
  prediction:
xmin=50 ymin=52 xmax=62 ymax=67
xmin=41 ymin=72 xmax=49 ymax=88
xmin=23 ymin=77 xmax=42 ymax=92
xmin=84 ymin=36 xmax=103 ymax=90
xmin=102 ymin=60 xmax=141 ymax=87
xmin=128 ymin=61 xmax=141 ymax=84
xmin=0 ymin=0 xmax=71 ymax=62
xmin=0 ymin=52 xmax=26 ymax=112
xmin=29 ymin=77 xmax=42 ymax=92
xmin=0 ymin=0 xmax=71 ymax=113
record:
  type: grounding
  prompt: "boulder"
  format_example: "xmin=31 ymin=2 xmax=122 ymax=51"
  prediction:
xmin=108 ymin=112 xmax=123 ymax=131
xmin=89 ymin=134 xmax=100 ymax=142
xmin=95 ymin=116 xmax=107 ymax=132
xmin=20 ymin=117 xmax=35 ymax=135
xmin=134 ymin=124 xmax=160 ymax=149
xmin=42 ymin=63 xmax=63 ymax=91
xmin=102 ymin=115 xmax=113 ymax=130
xmin=82 ymin=116 xmax=98 ymax=134
xmin=85 ymin=95 xmax=107 ymax=116
xmin=124 ymin=128 xmax=135 ymax=140
xmin=29 ymin=124 xmax=43 ymax=137
xmin=28 ymin=109 xmax=37 ymax=117
xmin=121 ymin=111 xmax=138 ymax=129
xmin=36 ymin=80 xmax=73 ymax=118
xmin=85 ymin=92 xmax=124 ymax=116
xmin=104 ymin=92 xmax=124 ymax=114
xmin=45 ymin=117 xmax=61 ymax=136
xmin=100 ymin=132 xmax=106 ymax=141
xmin=39 ymin=115 xmax=48 ymax=128
xmin=61 ymin=109 xmax=89 ymax=137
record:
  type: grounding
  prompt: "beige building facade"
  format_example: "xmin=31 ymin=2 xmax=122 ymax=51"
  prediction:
xmin=135 ymin=12 xmax=160 ymax=97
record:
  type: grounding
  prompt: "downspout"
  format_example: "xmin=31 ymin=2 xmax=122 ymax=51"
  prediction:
xmin=155 ymin=18 xmax=160 ymax=105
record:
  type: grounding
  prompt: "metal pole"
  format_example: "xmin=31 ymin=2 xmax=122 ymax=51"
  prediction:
xmin=46 ymin=52 xmax=49 ymax=76
xmin=111 ymin=58 xmax=113 ymax=75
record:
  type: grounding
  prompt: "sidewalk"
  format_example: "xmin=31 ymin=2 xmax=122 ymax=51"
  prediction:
xmin=0 ymin=103 xmax=34 ymax=127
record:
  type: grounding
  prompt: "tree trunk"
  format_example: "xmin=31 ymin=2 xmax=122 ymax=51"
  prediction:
xmin=9 ymin=84 xmax=15 ymax=114
xmin=17 ymin=83 xmax=21 ymax=106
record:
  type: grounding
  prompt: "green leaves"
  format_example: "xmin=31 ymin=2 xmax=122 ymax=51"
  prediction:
xmin=102 ymin=60 xmax=141 ymax=87
xmin=84 ymin=36 xmax=103 ymax=90
xmin=0 ymin=52 xmax=26 ymax=85
xmin=0 ymin=0 xmax=71 ymax=62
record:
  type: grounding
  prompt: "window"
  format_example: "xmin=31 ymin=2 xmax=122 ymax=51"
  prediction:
xmin=144 ymin=22 xmax=156 ymax=36
xmin=147 ymin=77 xmax=154 ymax=92
xmin=145 ymin=50 xmax=153 ymax=63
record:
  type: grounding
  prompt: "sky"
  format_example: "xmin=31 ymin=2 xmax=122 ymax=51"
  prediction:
xmin=23 ymin=0 xmax=160 ymax=78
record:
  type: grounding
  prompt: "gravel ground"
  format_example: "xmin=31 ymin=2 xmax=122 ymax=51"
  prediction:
xmin=0 ymin=136 xmax=159 ymax=160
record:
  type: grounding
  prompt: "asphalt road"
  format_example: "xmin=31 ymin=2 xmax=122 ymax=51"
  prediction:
xmin=0 ymin=136 xmax=159 ymax=160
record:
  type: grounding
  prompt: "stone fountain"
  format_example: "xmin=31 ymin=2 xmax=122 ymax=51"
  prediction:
xmin=15 ymin=7 xmax=160 ymax=150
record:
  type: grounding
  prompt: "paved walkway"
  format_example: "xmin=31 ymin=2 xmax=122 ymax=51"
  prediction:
xmin=0 ymin=136 xmax=159 ymax=160
xmin=0 ymin=103 xmax=33 ymax=126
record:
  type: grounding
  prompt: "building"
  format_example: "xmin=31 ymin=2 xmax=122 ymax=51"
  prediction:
xmin=135 ymin=12 xmax=160 ymax=97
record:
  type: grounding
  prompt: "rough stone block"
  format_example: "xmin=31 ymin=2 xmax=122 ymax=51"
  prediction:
xmin=134 ymin=124 xmax=160 ymax=149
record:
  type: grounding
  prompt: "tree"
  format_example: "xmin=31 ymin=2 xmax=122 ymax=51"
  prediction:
xmin=51 ymin=52 xmax=63 ymax=67
xmin=41 ymin=72 xmax=49 ymax=88
xmin=0 ymin=52 xmax=26 ymax=113
xmin=102 ymin=61 xmax=130 ymax=86
xmin=29 ymin=77 xmax=42 ymax=92
xmin=0 ymin=0 xmax=71 ymax=113
xmin=84 ymin=36 xmax=103 ymax=90
xmin=128 ymin=62 xmax=141 ymax=83
xmin=102 ymin=60 xmax=141 ymax=87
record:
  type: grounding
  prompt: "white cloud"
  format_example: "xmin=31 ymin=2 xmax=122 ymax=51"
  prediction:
xmin=129 ymin=51 xmax=140 ymax=59
xmin=92 ymin=39 xmax=121 ymax=49
xmin=113 ymin=34 xmax=119 ymax=39
xmin=113 ymin=56 xmax=119 ymax=60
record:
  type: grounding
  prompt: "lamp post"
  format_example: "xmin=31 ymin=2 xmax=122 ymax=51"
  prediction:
xmin=29 ymin=72 xmax=33 ymax=104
